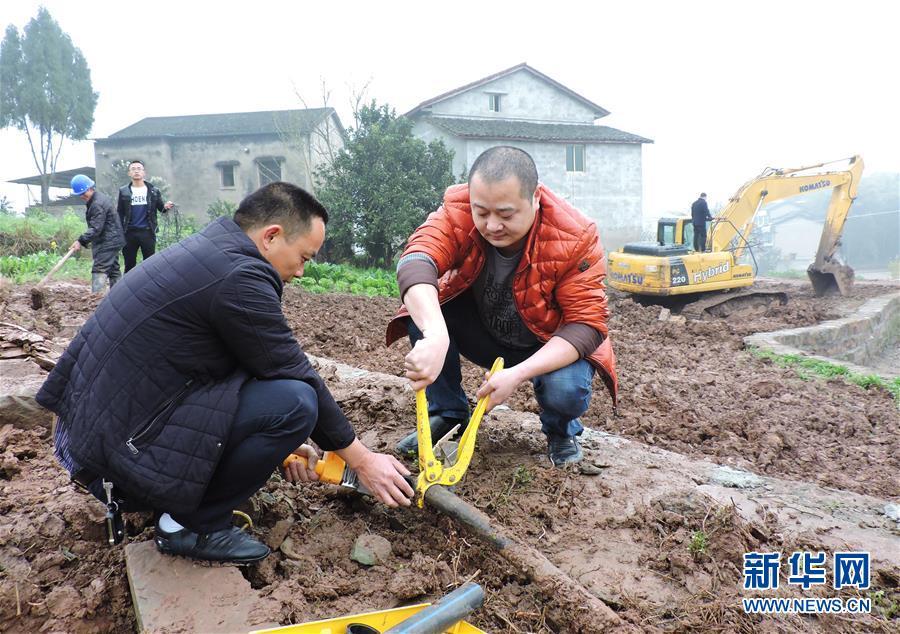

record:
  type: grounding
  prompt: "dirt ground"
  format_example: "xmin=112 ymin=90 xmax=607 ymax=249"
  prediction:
xmin=0 ymin=279 xmax=898 ymax=632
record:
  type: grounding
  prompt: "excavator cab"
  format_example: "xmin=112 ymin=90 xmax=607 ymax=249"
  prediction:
xmin=620 ymin=218 xmax=692 ymax=257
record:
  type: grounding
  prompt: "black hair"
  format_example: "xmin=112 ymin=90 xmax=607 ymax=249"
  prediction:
xmin=129 ymin=160 xmax=144 ymax=168
xmin=700 ymin=192 xmax=707 ymax=198
xmin=233 ymin=181 xmax=328 ymax=237
xmin=468 ymin=146 xmax=538 ymax=199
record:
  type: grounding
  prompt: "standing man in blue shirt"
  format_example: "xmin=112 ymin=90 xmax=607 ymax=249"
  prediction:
xmin=117 ymin=160 xmax=174 ymax=272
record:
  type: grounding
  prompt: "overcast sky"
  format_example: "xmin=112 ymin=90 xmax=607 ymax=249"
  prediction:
xmin=2 ymin=0 xmax=898 ymax=222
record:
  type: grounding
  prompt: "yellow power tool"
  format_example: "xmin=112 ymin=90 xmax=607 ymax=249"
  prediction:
xmin=282 ymin=451 xmax=372 ymax=495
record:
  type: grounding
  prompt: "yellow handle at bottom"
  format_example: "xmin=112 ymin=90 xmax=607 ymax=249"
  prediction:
xmin=282 ymin=451 xmax=346 ymax=485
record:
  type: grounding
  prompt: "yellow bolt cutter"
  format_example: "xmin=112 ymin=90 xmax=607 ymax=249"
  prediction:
xmin=283 ymin=357 xmax=503 ymax=507
xmin=414 ymin=357 xmax=503 ymax=507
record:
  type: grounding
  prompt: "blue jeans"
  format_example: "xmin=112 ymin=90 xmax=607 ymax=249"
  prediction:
xmin=408 ymin=291 xmax=594 ymax=438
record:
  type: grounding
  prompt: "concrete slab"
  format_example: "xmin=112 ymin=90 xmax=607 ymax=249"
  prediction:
xmin=0 ymin=358 xmax=54 ymax=430
xmin=125 ymin=540 xmax=280 ymax=633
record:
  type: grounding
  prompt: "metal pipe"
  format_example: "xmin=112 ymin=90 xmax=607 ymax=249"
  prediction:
xmin=422 ymin=484 xmax=622 ymax=629
xmin=383 ymin=582 xmax=484 ymax=634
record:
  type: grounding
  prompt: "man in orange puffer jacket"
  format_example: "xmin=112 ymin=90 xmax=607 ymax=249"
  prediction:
xmin=386 ymin=146 xmax=617 ymax=466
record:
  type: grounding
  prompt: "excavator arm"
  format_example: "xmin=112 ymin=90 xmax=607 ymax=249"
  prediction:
xmin=708 ymin=155 xmax=863 ymax=294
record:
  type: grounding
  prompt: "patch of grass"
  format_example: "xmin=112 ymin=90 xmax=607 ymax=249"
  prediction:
xmin=0 ymin=249 xmax=94 ymax=283
xmin=688 ymin=530 xmax=709 ymax=556
xmin=488 ymin=466 xmax=535 ymax=509
xmin=295 ymin=261 xmax=398 ymax=297
xmin=512 ymin=466 xmax=534 ymax=487
xmin=768 ymin=269 xmax=807 ymax=279
xmin=750 ymin=347 xmax=900 ymax=402
xmin=870 ymin=589 xmax=900 ymax=619
xmin=0 ymin=210 xmax=85 ymax=256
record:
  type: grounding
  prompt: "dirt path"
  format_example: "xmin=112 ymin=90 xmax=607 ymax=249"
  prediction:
xmin=0 ymin=279 xmax=897 ymax=632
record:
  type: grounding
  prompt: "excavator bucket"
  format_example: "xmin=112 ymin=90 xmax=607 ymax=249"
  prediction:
xmin=807 ymin=259 xmax=854 ymax=296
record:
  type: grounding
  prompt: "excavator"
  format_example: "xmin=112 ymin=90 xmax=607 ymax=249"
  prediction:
xmin=607 ymin=155 xmax=864 ymax=315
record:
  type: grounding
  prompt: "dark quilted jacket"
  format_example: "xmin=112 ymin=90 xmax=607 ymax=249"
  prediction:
xmin=36 ymin=217 xmax=355 ymax=513
xmin=78 ymin=190 xmax=124 ymax=249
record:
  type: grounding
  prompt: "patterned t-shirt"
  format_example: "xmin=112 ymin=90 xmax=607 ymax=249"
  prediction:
xmin=472 ymin=246 xmax=540 ymax=349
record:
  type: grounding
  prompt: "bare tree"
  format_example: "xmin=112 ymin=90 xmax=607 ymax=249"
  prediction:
xmin=276 ymin=78 xmax=371 ymax=191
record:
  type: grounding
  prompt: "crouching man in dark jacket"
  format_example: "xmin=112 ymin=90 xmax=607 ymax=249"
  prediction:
xmin=69 ymin=174 xmax=125 ymax=293
xmin=37 ymin=182 xmax=413 ymax=563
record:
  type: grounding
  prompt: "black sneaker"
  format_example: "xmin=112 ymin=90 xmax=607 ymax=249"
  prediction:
xmin=547 ymin=435 xmax=583 ymax=467
xmin=155 ymin=525 xmax=270 ymax=564
xmin=395 ymin=415 xmax=467 ymax=456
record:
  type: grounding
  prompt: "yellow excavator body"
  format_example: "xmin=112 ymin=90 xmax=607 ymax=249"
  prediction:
xmin=608 ymin=218 xmax=755 ymax=296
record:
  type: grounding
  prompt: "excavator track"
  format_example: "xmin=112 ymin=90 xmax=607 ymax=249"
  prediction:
xmin=680 ymin=289 xmax=788 ymax=319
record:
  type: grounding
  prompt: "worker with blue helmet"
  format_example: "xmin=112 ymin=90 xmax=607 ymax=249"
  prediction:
xmin=70 ymin=174 xmax=95 ymax=196
xmin=69 ymin=174 xmax=125 ymax=293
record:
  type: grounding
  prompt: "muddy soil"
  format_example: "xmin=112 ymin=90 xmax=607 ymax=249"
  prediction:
xmin=0 ymin=279 xmax=898 ymax=633
xmin=283 ymin=281 xmax=900 ymax=500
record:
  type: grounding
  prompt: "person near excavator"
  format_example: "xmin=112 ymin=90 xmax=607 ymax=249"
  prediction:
xmin=38 ymin=182 xmax=413 ymax=564
xmin=691 ymin=192 xmax=713 ymax=252
xmin=68 ymin=174 xmax=125 ymax=294
xmin=387 ymin=146 xmax=618 ymax=467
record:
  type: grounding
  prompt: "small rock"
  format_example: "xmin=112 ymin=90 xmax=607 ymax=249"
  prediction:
xmin=709 ymin=466 xmax=763 ymax=489
xmin=89 ymin=577 xmax=106 ymax=595
xmin=265 ymin=518 xmax=294 ymax=550
xmin=883 ymin=504 xmax=900 ymax=523
xmin=387 ymin=567 xmax=428 ymax=599
xmin=46 ymin=585 xmax=81 ymax=618
xmin=279 ymin=536 xmax=303 ymax=560
xmin=39 ymin=514 xmax=66 ymax=538
xmin=0 ymin=451 xmax=20 ymax=479
xmin=658 ymin=308 xmax=671 ymax=321
xmin=579 ymin=462 xmax=609 ymax=476
xmin=350 ymin=534 xmax=392 ymax=566
xmin=277 ymin=558 xmax=303 ymax=575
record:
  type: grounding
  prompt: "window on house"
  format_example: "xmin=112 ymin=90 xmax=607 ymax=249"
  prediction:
xmin=220 ymin=164 xmax=235 ymax=188
xmin=488 ymin=94 xmax=501 ymax=112
xmin=566 ymin=144 xmax=585 ymax=172
xmin=257 ymin=157 xmax=282 ymax=186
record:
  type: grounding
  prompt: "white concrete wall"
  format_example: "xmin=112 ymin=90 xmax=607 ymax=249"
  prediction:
xmin=412 ymin=120 xmax=468 ymax=180
xmin=429 ymin=69 xmax=598 ymax=123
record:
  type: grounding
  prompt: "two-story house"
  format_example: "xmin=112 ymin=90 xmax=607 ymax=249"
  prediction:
xmin=93 ymin=108 xmax=344 ymax=219
xmin=407 ymin=63 xmax=652 ymax=248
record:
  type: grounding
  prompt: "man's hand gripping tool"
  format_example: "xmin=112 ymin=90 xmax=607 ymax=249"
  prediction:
xmin=414 ymin=357 xmax=503 ymax=507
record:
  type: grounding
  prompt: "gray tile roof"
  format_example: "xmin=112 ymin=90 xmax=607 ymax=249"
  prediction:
xmin=105 ymin=108 xmax=338 ymax=139
xmin=406 ymin=63 xmax=610 ymax=119
xmin=423 ymin=116 xmax=653 ymax=144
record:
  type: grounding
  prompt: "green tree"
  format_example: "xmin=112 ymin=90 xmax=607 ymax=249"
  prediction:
xmin=206 ymin=199 xmax=237 ymax=223
xmin=0 ymin=195 xmax=13 ymax=215
xmin=0 ymin=8 xmax=98 ymax=209
xmin=315 ymin=102 xmax=454 ymax=266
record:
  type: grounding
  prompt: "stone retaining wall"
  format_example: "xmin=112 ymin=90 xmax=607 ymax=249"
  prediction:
xmin=744 ymin=292 xmax=900 ymax=378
